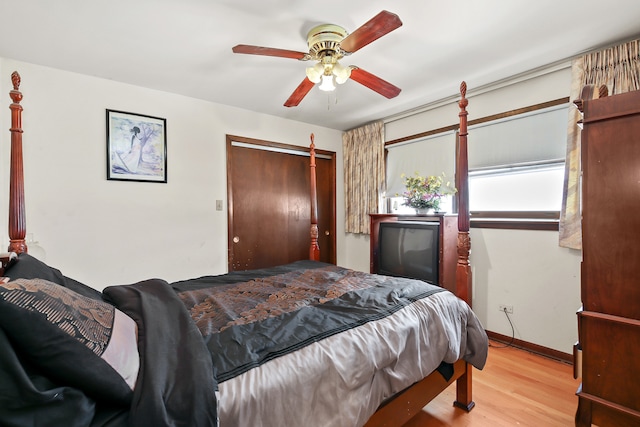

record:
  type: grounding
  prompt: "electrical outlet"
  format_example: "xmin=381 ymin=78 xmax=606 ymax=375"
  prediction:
xmin=498 ymin=305 xmax=513 ymax=314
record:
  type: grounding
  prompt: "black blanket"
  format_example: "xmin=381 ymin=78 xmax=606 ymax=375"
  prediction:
xmin=103 ymin=279 xmax=218 ymax=427
xmin=0 ymin=278 xmax=217 ymax=427
xmin=0 ymin=325 xmax=130 ymax=427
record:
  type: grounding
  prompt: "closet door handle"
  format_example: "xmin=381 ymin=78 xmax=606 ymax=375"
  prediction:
xmin=233 ymin=236 xmax=240 ymax=243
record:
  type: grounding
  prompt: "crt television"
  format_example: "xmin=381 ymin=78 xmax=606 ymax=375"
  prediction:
xmin=377 ymin=221 xmax=440 ymax=284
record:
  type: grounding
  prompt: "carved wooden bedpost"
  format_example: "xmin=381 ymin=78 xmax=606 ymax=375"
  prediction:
xmin=454 ymin=81 xmax=474 ymax=412
xmin=8 ymin=71 xmax=27 ymax=254
xmin=309 ymin=134 xmax=320 ymax=261
xmin=456 ymin=81 xmax=471 ymax=305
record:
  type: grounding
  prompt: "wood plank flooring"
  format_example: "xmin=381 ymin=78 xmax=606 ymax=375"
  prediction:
xmin=403 ymin=341 xmax=581 ymax=426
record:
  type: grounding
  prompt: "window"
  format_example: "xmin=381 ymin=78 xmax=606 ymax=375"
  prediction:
xmin=469 ymin=162 xmax=564 ymax=211
xmin=385 ymin=131 xmax=456 ymax=214
xmin=385 ymin=131 xmax=456 ymax=198
xmin=466 ymin=102 xmax=569 ymax=229
xmin=384 ymin=99 xmax=569 ymax=230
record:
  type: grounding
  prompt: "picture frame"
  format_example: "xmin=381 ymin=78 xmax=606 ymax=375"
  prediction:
xmin=106 ymin=109 xmax=167 ymax=182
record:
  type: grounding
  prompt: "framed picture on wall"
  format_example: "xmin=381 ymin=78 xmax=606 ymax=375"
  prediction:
xmin=106 ymin=109 xmax=167 ymax=182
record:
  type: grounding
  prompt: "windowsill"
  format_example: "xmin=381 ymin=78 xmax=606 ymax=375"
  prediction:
xmin=471 ymin=218 xmax=559 ymax=231
xmin=379 ymin=211 xmax=561 ymax=231
xmin=470 ymin=211 xmax=559 ymax=231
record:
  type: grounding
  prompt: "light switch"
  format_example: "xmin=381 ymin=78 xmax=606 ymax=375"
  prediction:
xmin=216 ymin=200 xmax=223 ymax=211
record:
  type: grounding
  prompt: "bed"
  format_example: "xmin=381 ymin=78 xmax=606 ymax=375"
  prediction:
xmin=0 ymin=72 xmax=487 ymax=427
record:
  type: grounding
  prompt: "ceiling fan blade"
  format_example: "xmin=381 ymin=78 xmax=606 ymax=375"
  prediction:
xmin=349 ymin=67 xmax=401 ymax=99
xmin=232 ymin=44 xmax=308 ymax=60
xmin=284 ymin=78 xmax=316 ymax=107
xmin=340 ymin=11 xmax=402 ymax=53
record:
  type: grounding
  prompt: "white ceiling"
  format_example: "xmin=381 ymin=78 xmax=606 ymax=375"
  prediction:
xmin=1 ymin=0 xmax=639 ymax=131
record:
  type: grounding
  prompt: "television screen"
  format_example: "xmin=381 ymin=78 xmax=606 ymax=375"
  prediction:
xmin=377 ymin=221 xmax=440 ymax=284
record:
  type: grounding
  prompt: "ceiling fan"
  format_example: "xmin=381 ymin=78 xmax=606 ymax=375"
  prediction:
xmin=232 ymin=10 xmax=402 ymax=107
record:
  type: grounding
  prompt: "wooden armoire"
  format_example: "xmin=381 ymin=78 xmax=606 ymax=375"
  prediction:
xmin=574 ymin=87 xmax=640 ymax=426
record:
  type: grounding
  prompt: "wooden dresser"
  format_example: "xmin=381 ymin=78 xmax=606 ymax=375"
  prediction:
xmin=574 ymin=88 xmax=640 ymax=426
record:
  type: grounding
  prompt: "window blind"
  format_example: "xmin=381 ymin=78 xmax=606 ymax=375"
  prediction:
xmin=385 ymin=131 xmax=456 ymax=197
xmin=385 ymin=103 xmax=568 ymax=198
xmin=467 ymin=104 xmax=569 ymax=170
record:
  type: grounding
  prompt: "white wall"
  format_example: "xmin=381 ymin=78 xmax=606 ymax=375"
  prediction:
xmin=471 ymin=228 xmax=581 ymax=353
xmin=1 ymin=57 xmax=583 ymax=355
xmin=0 ymin=58 xmax=344 ymax=288
xmin=345 ymin=65 xmax=582 ymax=354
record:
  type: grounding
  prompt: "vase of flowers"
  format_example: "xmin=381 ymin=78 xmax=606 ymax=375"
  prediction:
xmin=400 ymin=172 xmax=456 ymax=214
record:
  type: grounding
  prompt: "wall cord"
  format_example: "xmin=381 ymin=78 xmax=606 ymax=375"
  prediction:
xmin=489 ymin=307 xmax=515 ymax=348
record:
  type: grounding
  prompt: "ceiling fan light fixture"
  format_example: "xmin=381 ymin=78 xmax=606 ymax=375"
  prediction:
xmin=305 ymin=63 xmax=324 ymax=83
xmin=333 ymin=62 xmax=351 ymax=84
xmin=319 ymin=74 xmax=336 ymax=92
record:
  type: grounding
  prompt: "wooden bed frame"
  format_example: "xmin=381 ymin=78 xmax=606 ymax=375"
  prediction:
xmin=5 ymin=72 xmax=474 ymax=426
xmin=363 ymin=81 xmax=474 ymax=427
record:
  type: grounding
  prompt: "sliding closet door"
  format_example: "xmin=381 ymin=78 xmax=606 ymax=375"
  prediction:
xmin=227 ymin=136 xmax=336 ymax=271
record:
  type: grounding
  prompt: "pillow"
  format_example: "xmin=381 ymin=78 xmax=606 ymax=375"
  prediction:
xmin=3 ymin=253 xmax=103 ymax=301
xmin=102 ymin=308 xmax=140 ymax=390
xmin=0 ymin=278 xmax=140 ymax=404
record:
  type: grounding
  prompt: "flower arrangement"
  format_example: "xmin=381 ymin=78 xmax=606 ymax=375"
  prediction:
xmin=401 ymin=172 xmax=456 ymax=212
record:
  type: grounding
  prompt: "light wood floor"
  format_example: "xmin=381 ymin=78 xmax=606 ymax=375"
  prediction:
xmin=403 ymin=341 xmax=581 ymax=427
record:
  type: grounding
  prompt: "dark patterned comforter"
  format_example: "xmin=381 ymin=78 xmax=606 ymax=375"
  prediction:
xmin=171 ymin=260 xmax=488 ymax=426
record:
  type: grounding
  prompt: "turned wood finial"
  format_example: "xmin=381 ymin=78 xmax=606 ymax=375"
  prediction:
xmin=11 ymin=71 xmax=21 ymax=91
xmin=459 ymin=81 xmax=467 ymax=105
xmin=598 ymin=84 xmax=609 ymax=98
xmin=9 ymin=72 xmax=24 ymax=116
xmin=458 ymin=82 xmax=469 ymax=138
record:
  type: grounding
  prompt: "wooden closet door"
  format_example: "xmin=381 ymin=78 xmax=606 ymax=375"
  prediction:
xmin=314 ymin=151 xmax=336 ymax=265
xmin=227 ymin=136 xmax=336 ymax=271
